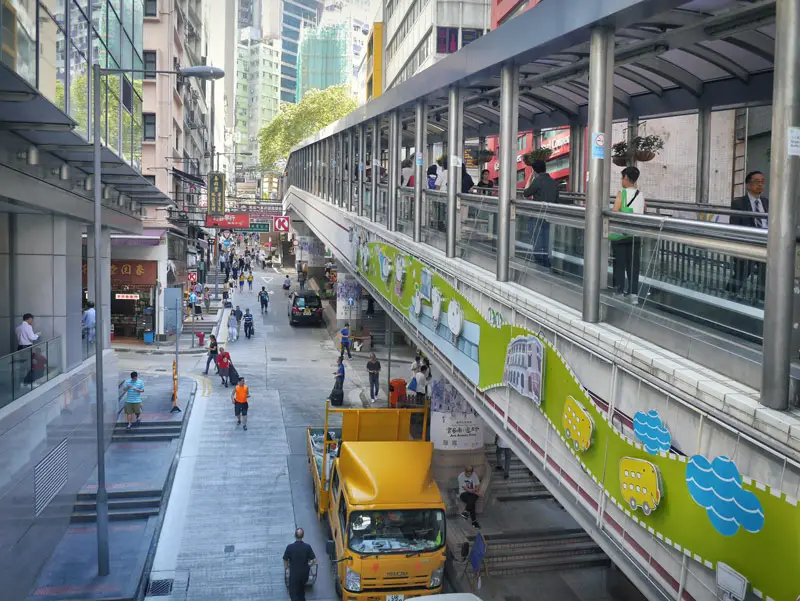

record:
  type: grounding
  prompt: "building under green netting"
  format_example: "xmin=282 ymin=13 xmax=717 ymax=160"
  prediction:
xmin=296 ymin=23 xmax=348 ymax=102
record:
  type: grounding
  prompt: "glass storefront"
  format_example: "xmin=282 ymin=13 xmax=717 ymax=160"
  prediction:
xmin=111 ymin=284 xmax=154 ymax=339
xmin=5 ymin=1 xmax=145 ymax=163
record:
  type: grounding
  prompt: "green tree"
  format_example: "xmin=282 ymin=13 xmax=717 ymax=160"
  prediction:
xmin=258 ymin=85 xmax=357 ymax=169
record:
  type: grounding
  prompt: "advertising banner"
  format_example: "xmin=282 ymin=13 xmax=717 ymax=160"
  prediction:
xmin=205 ymin=213 xmax=251 ymax=229
xmin=429 ymin=379 xmax=483 ymax=451
xmin=207 ymin=172 xmax=226 ymax=215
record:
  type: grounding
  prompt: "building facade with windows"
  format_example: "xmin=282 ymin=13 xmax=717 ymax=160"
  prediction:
xmin=280 ymin=0 xmax=322 ymax=102
xmin=0 ymin=2 xmax=169 ymax=597
xmin=355 ymin=16 xmax=383 ymax=105
xmin=383 ymin=0 xmax=490 ymax=89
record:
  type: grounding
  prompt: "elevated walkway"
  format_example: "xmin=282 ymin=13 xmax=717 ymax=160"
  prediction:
xmin=284 ymin=185 xmax=800 ymax=601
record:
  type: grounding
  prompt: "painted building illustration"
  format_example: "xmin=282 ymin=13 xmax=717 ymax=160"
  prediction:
xmin=504 ymin=335 xmax=545 ymax=406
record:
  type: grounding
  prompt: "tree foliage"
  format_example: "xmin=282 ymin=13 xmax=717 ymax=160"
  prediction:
xmin=258 ymin=85 xmax=357 ymax=169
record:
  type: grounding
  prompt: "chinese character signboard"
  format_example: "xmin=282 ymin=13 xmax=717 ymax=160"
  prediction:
xmin=246 ymin=223 xmax=271 ymax=232
xmin=429 ymin=379 xmax=484 ymax=450
xmin=110 ymin=260 xmax=158 ymax=285
xmin=207 ymin=172 xmax=226 ymax=216
xmin=205 ymin=213 xmax=251 ymax=229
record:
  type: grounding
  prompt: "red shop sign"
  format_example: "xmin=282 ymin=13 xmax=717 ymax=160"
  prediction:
xmin=205 ymin=213 xmax=251 ymax=229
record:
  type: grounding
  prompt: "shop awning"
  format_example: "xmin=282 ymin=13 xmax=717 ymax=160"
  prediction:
xmin=172 ymin=168 xmax=206 ymax=187
xmin=111 ymin=228 xmax=166 ymax=246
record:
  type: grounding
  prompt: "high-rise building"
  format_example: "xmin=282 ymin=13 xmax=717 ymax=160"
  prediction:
xmin=355 ymin=11 xmax=383 ymax=105
xmin=296 ymin=0 xmax=370 ymax=102
xmin=280 ymin=0 xmax=323 ymax=103
xmin=490 ymin=0 xmax=542 ymax=30
xmin=235 ymin=32 xmax=281 ymax=186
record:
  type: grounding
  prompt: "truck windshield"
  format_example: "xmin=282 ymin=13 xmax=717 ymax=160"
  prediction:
xmin=348 ymin=509 xmax=445 ymax=554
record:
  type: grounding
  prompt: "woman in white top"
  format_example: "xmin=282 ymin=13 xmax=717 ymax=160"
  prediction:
xmin=413 ymin=366 xmax=428 ymax=405
xmin=611 ymin=166 xmax=645 ymax=303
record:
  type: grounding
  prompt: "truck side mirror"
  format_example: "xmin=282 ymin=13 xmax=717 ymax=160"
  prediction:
xmin=326 ymin=540 xmax=335 ymax=557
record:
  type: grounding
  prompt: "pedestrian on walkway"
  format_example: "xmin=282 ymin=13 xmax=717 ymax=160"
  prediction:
xmin=228 ymin=311 xmax=238 ymax=343
xmin=232 ymin=263 xmax=239 ymax=281
xmin=239 ymin=273 xmax=246 ymax=292
xmin=216 ymin=347 xmax=232 ymax=387
xmin=366 ymin=352 xmax=381 ymax=403
xmin=235 ymin=305 xmax=243 ymax=334
xmin=284 ymin=528 xmax=316 ymax=601
xmin=457 ymin=465 xmax=481 ymax=529
xmin=339 ymin=323 xmax=352 ymax=359
xmin=247 ymin=271 xmax=254 ymax=291
xmin=122 ymin=371 xmax=145 ymax=431
xmin=204 ymin=334 xmax=219 ymax=375
xmin=258 ymin=287 xmax=269 ymax=313
xmin=16 ymin=313 xmax=40 ymax=350
xmin=203 ymin=287 xmax=211 ymax=314
xmin=231 ymin=376 xmax=250 ymax=430
xmin=410 ymin=365 xmax=428 ymax=406
xmin=410 ymin=354 xmax=421 ymax=376
xmin=82 ymin=302 xmax=96 ymax=343
xmin=298 ymin=270 xmax=306 ymax=291
xmin=495 ymin=434 xmax=512 ymax=479
xmin=243 ymin=309 xmax=254 ymax=338
xmin=333 ymin=356 xmax=345 ymax=390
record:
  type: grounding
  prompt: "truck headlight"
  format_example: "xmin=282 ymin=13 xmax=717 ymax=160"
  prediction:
xmin=345 ymin=566 xmax=361 ymax=591
xmin=429 ymin=567 xmax=443 ymax=588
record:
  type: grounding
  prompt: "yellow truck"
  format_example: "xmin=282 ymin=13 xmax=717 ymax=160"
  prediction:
xmin=308 ymin=402 xmax=447 ymax=601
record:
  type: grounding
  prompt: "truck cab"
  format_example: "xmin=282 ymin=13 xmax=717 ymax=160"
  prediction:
xmin=308 ymin=403 xmax=445 ymax=600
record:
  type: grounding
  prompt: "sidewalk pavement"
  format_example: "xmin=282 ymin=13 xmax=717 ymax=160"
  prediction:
xmin=26 ymin=374 xmax=196 ymax=601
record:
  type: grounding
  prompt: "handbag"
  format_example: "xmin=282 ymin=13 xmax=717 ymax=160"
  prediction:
xmin=229 ymin=365 xmax=240 ymax=386
xmin=407 ymin=376 xmax=418 ymax=392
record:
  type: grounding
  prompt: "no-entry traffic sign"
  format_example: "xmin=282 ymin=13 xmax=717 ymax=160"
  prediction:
xmin=273 ymin=216 xmax=290 ymax=232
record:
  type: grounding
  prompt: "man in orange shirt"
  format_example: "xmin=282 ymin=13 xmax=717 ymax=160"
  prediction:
xmin=231 ymin=377 xmax=250 ymax=430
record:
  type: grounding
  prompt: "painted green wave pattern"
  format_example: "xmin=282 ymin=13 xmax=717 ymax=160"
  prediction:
xmin=358 ymin=240 xmax=800 ymax=601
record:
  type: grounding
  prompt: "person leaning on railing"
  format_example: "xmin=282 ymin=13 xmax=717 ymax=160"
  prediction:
xmin=610 ymin=166 xmax=646 ymax=304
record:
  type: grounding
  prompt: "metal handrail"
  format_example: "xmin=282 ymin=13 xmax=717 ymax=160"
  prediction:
xmin=0 ymin=336 xmax=64 ymax=411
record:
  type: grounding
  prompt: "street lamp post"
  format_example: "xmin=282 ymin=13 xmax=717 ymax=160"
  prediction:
xmin=91 ymin=62 xmax=223 ymax=577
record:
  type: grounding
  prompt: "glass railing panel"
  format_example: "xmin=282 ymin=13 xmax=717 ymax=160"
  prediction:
xmin=421 ymin=190 xmax=447 ymax=252
xmin=458 ymin=192 xmax=500 ymax=273
xmin=363 ymin=186 xmax=372 ymax=217
xmin=376 ymin=185 xmax=388 ymax=227
xmin=397 ymin=187 xmax=414 ymax=236
xmin=46 ymin=337 xmax=63 ymax=381
xmin=0 ymin=353 xmax=12 ymax=410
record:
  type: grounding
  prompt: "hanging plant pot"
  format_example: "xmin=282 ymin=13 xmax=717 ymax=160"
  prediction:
xmin=612 ymin=156 xmax=629 ymax=167
xmin=635 ymin=150 xmax=656 ymax=162
xmin=522 ymin=148 xmax=552 ymax=166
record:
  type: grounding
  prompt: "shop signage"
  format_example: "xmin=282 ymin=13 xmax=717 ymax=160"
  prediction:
xmin=274 ymin=216 xmax=290 ymax=232
xmin=111 ymin=260 xmax=158 ymax=285
xmin=207 ymin=172 xmax=226 ymax=216
xmin=115 ymin=293 xmax=140 ymax=300
xmin=205 ymin=213 xmax=251 ymax=229
xmin=246 ymin=223 xmax=271 ymax=232
xmin=187 ymin=271 xmax=198 ymax=283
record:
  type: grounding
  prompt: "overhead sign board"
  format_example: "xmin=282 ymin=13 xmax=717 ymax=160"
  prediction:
xmin=246 ymin=223 xmax=271 ymax=232
xmin=205 ymin=213 xmax=251 ymax=229
xmin=207 ymin=172 xmax=226 ymax=216
xmin=274 ymin=216 xmax=290 ymax=232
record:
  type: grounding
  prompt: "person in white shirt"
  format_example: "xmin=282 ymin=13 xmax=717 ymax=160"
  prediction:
xmin=82 ymin=302 xmax=96 ymax=343
xmin=435 ymin=167 xmax=448 ymax=192
xmin=412 ymin=366 xmax=428 ymax=405
xmin=410 ymin=355 xmax=421 ymax=376
xmin=16 ymin=313 xmax=40 ymax=350
xmin=457 ymin=465 xmax=481 ymax=529
xmin=726 ymin=171 xmax=769 ymax=295
xmin=495 ymin=435 xmax=512 ymax=479
xmin=400 ymin=159 xmax=413 ymax=186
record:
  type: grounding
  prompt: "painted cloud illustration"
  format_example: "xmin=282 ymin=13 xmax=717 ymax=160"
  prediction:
xmin=685 ymin=455 xmax=765 ymax=536
xmin=633 ymin=410 xmax=671 ymax=455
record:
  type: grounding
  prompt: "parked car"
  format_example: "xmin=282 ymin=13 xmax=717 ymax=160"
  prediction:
xmin=288 ymin=291 xmax=324 ymax=326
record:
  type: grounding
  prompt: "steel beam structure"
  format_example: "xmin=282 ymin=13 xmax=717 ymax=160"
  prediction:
xmin=762 ymin=0 xmax=800 ymax=410
xmin=497 ymin=64 xmax=519 ymax=282
xmin=358 ymin=124 xmax=366 ymax=215
xmin=413 ymin=100 xmax=427 ymax=242
xmin=584 ymin=26 xmax=615 ymax=323
xmin=371 ymin=119 xmax=379 ymax=222
xmin=696 ymin=106 xmax=711 ymax=203
xmin=388 ymin=111 xmax=399 ymax=231
xmin=446 ymin=86 xmax=462 ymax=258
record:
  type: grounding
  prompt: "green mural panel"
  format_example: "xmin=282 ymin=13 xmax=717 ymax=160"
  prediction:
xmin=356 ymin=237 xmax=800 ymax=601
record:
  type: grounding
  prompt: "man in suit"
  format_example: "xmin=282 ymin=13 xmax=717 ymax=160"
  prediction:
xmin=726 ymin=171 xmax=768 ymax=296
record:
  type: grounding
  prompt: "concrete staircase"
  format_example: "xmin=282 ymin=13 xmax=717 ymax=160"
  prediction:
xmin=111 ymin=420 xmax=183 ymax=443
xmin=486 ymin=445 xmax=554 ymax=502
xmin=71 ymin=489 xmax=163 ymax=523
xmin=471 ymin=528 xmax=610 ymax=576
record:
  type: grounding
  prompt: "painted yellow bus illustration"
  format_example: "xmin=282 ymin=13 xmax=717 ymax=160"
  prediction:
xmin=619 ymin=457 xmax=663 ymax=516
xmin=561 ymin=396 xmax=594 ymax=452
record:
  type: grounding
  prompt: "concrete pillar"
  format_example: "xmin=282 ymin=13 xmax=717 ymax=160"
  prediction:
xmin=10 ymin=215 xmax=84 ymax=370
xmin=446 ymin=86 xmax=462 ymax=258
xmin=336 ymin=272 xmax=362 ymax=331
xmin=0 ymin=214 xmax=12 ymax=356
xmin=583 ymin=26 xmax=614 ymax=323
xmin=86 ymin=226 xmax=112 ymax=351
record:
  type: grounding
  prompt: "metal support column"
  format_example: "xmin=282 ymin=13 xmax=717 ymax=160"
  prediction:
xmin=446 ymin=86 xmax=462 ymax=258
xmin=346 ymin=130 xmax=353 ymax=210
xmin=371 ymin=119 xmax=379 ymax=222
xmin=696 ymin=106 xmax=711 ymax=203
xmin=388 ymin=111 xmax=399 ymax=231
xmin=626 ymin=116 xmax=638 ymax=167
xmin=339 ymin=134 xmax=345 ymax=207
xmin=358 ymin=124 xmax=366 ymax=215
xmin=413 ymin=99 xmax=426 ymax=242
xmin=327 ymin=138 xmax=334 ymax=203
xmin=497 ymin=63 xmax=519 ymax=282
xmin=762 ymin=0 xmax=800 ymax=410
xmin=583 ymin=26 xmax=614 ymax=323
